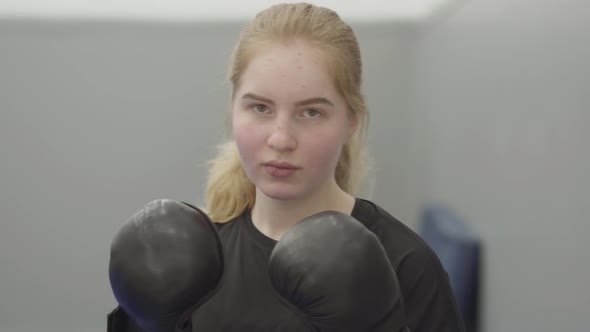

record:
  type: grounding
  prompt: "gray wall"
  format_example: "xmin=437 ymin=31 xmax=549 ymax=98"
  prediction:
xmin=408 ymin=0 xmax=590 ymax=331
xmin=0 ymin=19 xmax=413 ymax=332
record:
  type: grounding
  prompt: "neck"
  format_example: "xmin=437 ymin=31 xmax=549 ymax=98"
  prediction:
xmin=251 ymin=181 xmax=355 ymax=241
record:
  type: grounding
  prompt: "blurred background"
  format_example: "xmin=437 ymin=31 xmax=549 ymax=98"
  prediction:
xmin=0 ymin=0 xmax=588 ymax=331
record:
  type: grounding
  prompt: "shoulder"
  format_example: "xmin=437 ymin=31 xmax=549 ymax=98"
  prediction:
xmin=214 ymin=218 xmax=239 ymax=230
xmin=353 ymin=199 xmax=442 ymax=269
xmin=353 ymin=198 xmax=451 ymax=297
xmin=212 ymin=212 xmax=244 ymax=237
xmin=354 ymin=199 xmax=465 ymax=331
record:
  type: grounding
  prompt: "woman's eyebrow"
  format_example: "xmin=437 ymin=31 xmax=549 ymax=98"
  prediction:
xmin=295 ymin=97 xmax=334 ymax=107
xmin=241 ymin=93 xmax=334 ymax=107
xmin=241 ymin=93 xmax=275 ymax=105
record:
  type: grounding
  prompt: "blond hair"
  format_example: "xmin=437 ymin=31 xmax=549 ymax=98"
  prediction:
xmin=206 ymin=3 xmax=372 ymax=222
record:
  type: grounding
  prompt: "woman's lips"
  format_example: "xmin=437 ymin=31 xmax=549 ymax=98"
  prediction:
xmin=263 ymin=161 xmax=299 ymax=178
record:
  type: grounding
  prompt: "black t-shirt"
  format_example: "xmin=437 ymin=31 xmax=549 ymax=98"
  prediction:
xmin=191 ymin=198 xmax=466 ymax=331
xmin=107 ymin=198 xmax=466 ymax=331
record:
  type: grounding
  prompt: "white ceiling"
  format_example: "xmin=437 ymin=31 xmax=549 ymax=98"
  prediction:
xmin=0 ymin=0 xmax=460 ymax=21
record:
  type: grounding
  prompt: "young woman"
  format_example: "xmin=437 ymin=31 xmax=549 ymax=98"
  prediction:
xmin=108 ymin=3 xmax=466 ymax=331
xmin=200 ymin=3 xmax=466 ymax=331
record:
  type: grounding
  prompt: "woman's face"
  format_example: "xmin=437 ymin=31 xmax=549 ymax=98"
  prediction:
xmin=231 ymin=40 xmax=356 ymax=201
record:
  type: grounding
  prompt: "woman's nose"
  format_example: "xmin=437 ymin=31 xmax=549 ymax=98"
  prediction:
xmin=267 ymin=121 xmax=297 ymax=151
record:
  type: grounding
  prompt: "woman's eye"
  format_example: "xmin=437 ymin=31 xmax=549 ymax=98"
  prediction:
xmin=252 ymin=104 xmax=268 ymax=113
xmin=303 ymin=109 xmax=321 ymax=118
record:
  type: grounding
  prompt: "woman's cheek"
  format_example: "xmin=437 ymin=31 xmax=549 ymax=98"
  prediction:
xmin=233 ymin=113 xmax=256 ymax=143
xmin=234 ymin=118 xmax=264 ymax=163
xmin=304 ymin=131 xmax=344 ymax=168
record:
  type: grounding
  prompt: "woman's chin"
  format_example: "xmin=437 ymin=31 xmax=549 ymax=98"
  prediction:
xmin=258 ymin=185 xmax=303 ymax=201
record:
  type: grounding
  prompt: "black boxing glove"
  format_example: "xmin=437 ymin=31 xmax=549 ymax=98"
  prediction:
xmin=268 ymin=211 xmax=409 ymax=332
xmin=108 ymin=199 xmax=224 ymax=332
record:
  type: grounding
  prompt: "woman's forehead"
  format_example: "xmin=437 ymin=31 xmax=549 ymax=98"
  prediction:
xmin=238 ymin=44 xmax=336 ymax=96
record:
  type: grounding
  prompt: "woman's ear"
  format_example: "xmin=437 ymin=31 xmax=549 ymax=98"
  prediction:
xmin=347 ymin=113 xmax=359 ymax=141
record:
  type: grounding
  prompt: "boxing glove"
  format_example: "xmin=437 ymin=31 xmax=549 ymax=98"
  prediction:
xmin=268 ymin=211 xmax=409 ymax=332
xmin=109 ymin=199 xmax=224 ymax=332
